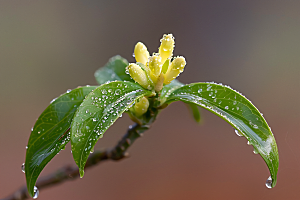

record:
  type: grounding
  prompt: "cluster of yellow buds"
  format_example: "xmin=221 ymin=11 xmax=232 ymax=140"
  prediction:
xmin=127 ymin=33 xmax=186 ymax=117
xmin=127 ymin=34 xmax=186 ymax=92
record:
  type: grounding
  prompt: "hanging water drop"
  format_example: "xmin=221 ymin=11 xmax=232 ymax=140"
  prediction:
xmin=33 ymin=186 xmax=39 ymax=199
xmin=21 ymin=163 xmax=25 ymax=173
xmin=90 ymin=147 xmax=94 ymax=154
xmin=234 ymin=129 xmax=243 ymax=137
xmin=265 ymin=176 xmax=272 ymax=189
xmin=253 ymin=149 xmax=258 ymax=154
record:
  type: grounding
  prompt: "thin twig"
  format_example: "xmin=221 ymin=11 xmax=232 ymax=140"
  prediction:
xmin=3 ymin=123 xmax=149 ymax=200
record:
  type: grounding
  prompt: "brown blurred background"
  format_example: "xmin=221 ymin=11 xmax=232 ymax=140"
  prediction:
xmin=0 ymin=0 xmax=299 ymax=199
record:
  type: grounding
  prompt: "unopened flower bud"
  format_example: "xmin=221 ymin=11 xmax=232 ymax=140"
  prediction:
xmin=148 ymin=55 xmax=163 ymax=82
xmin=134 ymin=42 xmax=150 ymax=66
xmin=127 ymin=63 xmax=150 ymax=89
xmin=164 ymin=56 xmax=186 ymax=84
xmin=134 ymin=96 xmax=149 ymax=117
xmin=159 ymin=34 xmax=175 ymax=64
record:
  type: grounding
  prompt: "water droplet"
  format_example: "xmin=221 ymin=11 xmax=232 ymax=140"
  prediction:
xmin=26 ymin=146 xmax=28 ymax=149
xmin=115 ymin=89 xmax=121 ymax=95
xmin=102 ymin=89 xmax=107 ymax=94
xmin=198 ymin=88 xmax=202 ymax=93
xmin=253 ymin=149 xmax=258 ymax=154
xmin=86 ymin=109 xmax=89 ymax=114
xmin=234 ymin=129 xmax=243 ymax=137
xmin=265 ymin=176 xmax=272 ymax=189
xmin=33 ymin=186 xmax=39 ymax=199
xmin=225 ymin=106 xmax=229 ymax=110
xmin=66 ymin=89 xmax=71 ymax=93
xmin=21 ymin=163 xmax=25 ymax=173
xmin=90 ymin=147 xmax=94 ymax=154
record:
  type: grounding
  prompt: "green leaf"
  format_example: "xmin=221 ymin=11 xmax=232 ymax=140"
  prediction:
xmin=159 ymin=79 xmax=184 ymax=105
xmin=25 ymin=86 xmax=96 ymax=197
xmin=159 ymin=79 xmax=201 ymax=122
xmin=165 ymin=82 xmax=279 ymax=188
xmin=70 ymin=81 xmax=152 ymax=177
xmin=94 ymin=55 xmax=133 ymax=85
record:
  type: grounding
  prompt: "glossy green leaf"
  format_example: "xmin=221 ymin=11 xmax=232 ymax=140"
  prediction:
xmin=164 ymin=82 xmax=279 ymax=188
xmin=159 ymin=79 xmax=201 ymax=122
xmin=94 ymin=55 xmax=133 ymax=85
xmin=70 ymin=81 xmax=152 ymax=177
xmin=25 ymin=86 xmax=96 ymax=197
xmin=159 ymin=79 xmax=184 ymax=105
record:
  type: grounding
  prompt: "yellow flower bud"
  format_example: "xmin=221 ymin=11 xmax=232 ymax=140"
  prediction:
xmin=134 ymin=42 xmax=150 ymax=66
xmin=127 ymin=63 xmax=150 ymax=89
xmin=134 ymin=96 xmax=149 ymax=117
xmin=148 ymin=55 xmax=163 ymax=82
xmin=159 ymin=34 xmax=175 ymax=64
xmin=164 ymin=56 xmax=186 ymax=84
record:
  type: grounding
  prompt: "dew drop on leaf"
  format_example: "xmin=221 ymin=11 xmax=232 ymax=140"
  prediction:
xmin=265 ymin=176 xmax=272 ymax=189
xmin=115 ymin=89 xmax=121 ymax=95
xmin=234 ymin=129 xmax=243 ymax=137
xmin=21 ymin=163 xmax=25 ymax=173
xmin=33 ymin=186 xmax=39 ymax=199
xmin=90 ymin=147 xmax=94 ymax=154
xmin=253 ymin=149 xmax=258 ymax=154
xmin=102 ymin=89 xmax=107 ymax=94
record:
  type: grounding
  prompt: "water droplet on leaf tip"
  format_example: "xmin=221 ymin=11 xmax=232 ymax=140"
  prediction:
xmin=33 ymin=186 xmax=39 ymax=199
xmin=265 ymin=176 xmax=272 ymax=189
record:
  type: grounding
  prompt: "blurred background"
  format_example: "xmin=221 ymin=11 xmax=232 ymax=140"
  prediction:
xmin=0 ymin=0 xmax=299 ymax=199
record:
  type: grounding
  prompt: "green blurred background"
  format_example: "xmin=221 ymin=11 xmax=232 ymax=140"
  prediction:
xmin=1 ymin=0 xmax=299 ymax=199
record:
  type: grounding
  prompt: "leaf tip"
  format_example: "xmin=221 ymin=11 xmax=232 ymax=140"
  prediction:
xmin=79 ymin=169 xmax=84 ymax=178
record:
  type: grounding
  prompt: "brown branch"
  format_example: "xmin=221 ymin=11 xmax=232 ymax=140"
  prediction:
xmin=3 ymin=123 xmax=149 ymax=200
